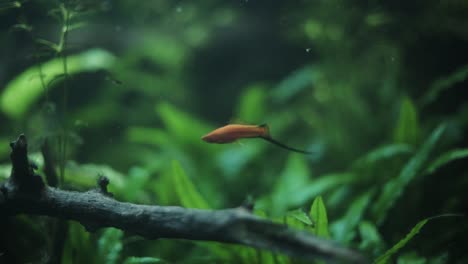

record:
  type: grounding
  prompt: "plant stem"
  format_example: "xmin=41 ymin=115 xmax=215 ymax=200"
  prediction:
xmin=59 ymin=3 xmax=70 ymax=186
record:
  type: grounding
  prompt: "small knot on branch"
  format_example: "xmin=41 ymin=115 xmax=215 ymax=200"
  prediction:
xmin=240 ymin=196 xmax=255 ymax=212
xmin=97 ymin=175 xmax=112 ymax=197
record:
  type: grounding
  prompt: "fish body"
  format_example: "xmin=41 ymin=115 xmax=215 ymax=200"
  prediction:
xmin=201 ymin=124 xmax=269 ymax=143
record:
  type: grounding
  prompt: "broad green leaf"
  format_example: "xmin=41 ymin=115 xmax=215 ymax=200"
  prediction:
xmin=0 ymin=49 xmax=116 ymax=119
xmin=424 ymin=148 xmax=468 ymax=174
xmin=98 ymin=228 xmax=124 ymax=264
xmin=127 ymin=127 xmax=170 ymax=147
xmin=64 ymin=162 xmax=126 ymax=192
xmin=123 ymin=167 xmax=150 ymax=202
xmin=156 ymin=103 xmax=212 ymax=147
xmin=285 ymin=209 xmax=313 ymax=231
xmin=393 ymin=97 xmax=420 ymax=145
xmin=141 ymin=34 xmax=186 ymax=69
xmin=172 ymin=160 xmax=211 ymax=209
xmin=269 ymin=155 xmax=310 ymax=216
xmin=309 ymin=196 xmax=330 ymax=238
xmin=287 ymin=209 xmax=313 ymax=225
xmin=236 ymin=84 xmax=267 ymax=123
xmin=373 ymin=124 xmax=445 ymax=223
xmin=271 ymin=66 xmax=318 ymax=103
xmin=374 ymin=219 xmax=428 ymax=264
xmin=123 ymin=257 xmax=164 ymax=264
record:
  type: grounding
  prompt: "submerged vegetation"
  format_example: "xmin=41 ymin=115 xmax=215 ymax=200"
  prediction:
xmin=1 ymin=0 xmax=468 ymax=263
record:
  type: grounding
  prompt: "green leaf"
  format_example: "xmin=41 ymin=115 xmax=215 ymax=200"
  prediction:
xmin=127 ymin=127 xmax=171 ymax=147
xmin=0 ymin=137 xmax=10 ymax=160
xmin=292 ymin=172 xmax=357 ymax=207
xmin=352 ymin=144 xmax=413 ymax=168
xmin=309 ymin=196 xmax=330 ymax=238
xmin=98 ymin=228 xmax=124 ymax=264
xmin=373 ymin=124 xmax=445 ymax=223
xmin=0 ymin=49 xmax=116 ymax=119
xmin=271 ymin=66 xmax=318 ymax=103
xmin=393 ymin=97 xmax=420 ymax=145
xmin=156 ymin=103 xmax=212 ymax=147
xmin=421 ymin=63 xmax=468 ymax=106
xmin=64 ymin=162 xmax=126 ymax=192
xmin=331 ymin=189 xmax=375 ymax=243
xmin=172 ymin=160 xmax=211 ymax=209
xmin=123 ymin=257 xmax=163 ymax=264
xmin=236 ymin=84 xmax=267 ymax=123
xmin=358 ymin=221 xmax=385 ymax=256
xmin=0 ymin=1 xmax=21 ymax=10
xmin=268 ymin=155 xmax=310 ymax=216
xmin=425 ymin=148 xmax=468 ymax=174
xmin=288 ymin=209 xmax=313 ymax=225
xmin=62 ymin=222 xmax=96 ymax=264
xmin=0 ymin=164 xmax=10 ymax=180
xmin=374 ymin=219 xmax=428 ymax=264
xmin=284 ymin=209 xmax=314 ymax=231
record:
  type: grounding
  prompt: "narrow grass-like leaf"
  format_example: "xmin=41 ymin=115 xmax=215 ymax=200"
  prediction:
xmin=0 ymin=49 xmax=115 ymax=119
xmin=0 ymin=1 xmax=21 ymax=10
xmin=332 ymin=189 xmax=375 ymax=242
xmin=309 ymin=196 xmax=330 ymax=238
xmin=62 ymin=222 xmax=96 ymax=264
xmin=123 ymin=257 xmax=163 ymax=264
xmin=172 ymin=160 xmax=211 ymax=209
xmin=358 ymin=221 xmax=385 ymax=256
xmin=374 ymin=219 xmax=428 ymax=264
xmin=421 ymin=63 xmax=468 ymax=106
xmin=424 ymin=148 xmax=468 ymax=174
xmin=352 ymin=144 xmax=413 ymax=168
xmin=393 ymin=97 xmax=420 ymax=145
xmin=373 ymin=124 xmax=445 ymax=223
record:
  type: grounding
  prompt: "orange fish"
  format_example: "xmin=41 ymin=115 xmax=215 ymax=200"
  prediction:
xmin=202 ymin=124 xmax=312 ymax=154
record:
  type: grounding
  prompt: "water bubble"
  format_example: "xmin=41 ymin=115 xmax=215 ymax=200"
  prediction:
xmin=305 ymin=48 xmax=311 ymax=53
xmin=176 ymin=6 xmax=182 ymax=13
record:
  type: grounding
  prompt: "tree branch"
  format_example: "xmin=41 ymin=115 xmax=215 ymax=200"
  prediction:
xmin=0 ymin=134 xmax=368 ymax=263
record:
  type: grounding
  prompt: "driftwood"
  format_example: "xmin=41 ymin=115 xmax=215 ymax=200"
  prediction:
xmin=0 ymin=134 xmax=368 ymax=263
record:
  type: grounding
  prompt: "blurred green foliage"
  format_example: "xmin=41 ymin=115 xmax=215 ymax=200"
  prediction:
xmin=1 ymin=0 xmax=467 ymax=263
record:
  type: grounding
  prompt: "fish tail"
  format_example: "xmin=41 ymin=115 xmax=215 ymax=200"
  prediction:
xmin=261 ymin=136 xmax=312 ymax=155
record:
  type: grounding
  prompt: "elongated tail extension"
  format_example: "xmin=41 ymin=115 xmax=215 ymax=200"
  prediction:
xmin=261 ymin=136 xmax=313 ymax=155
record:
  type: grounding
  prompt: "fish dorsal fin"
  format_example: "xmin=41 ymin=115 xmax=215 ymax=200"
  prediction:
xmin=258 ymin=123 xmax=270 ymax=137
